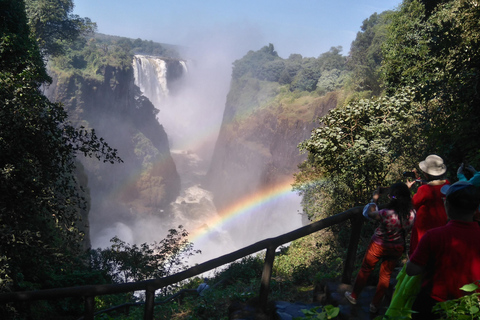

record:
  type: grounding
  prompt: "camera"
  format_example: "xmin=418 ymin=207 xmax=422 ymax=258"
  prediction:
xmin=403 ymin=171 xmax=423 ymax=184
xmin=403 ymin=171 xmax=416 ymax=179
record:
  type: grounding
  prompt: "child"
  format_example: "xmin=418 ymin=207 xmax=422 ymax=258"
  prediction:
xmin=345 ymin=182 xmax=416 ymax=313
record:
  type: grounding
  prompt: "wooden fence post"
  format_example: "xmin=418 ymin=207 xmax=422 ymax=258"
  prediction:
xmin=342 ymin=215 xmax=364 ymax=284
xmin=259 ymin=246 xmax=276 ymax=311
xmin=84 ymin=296 xmax=94 ymax=320
xmin=144 ymin=288 xmax=155 ymax=320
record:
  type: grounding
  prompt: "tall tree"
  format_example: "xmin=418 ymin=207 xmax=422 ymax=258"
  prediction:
xmin=382 ymin=0 xmax=480 ymax=165
xmin=0 ymin=0 xmax=120 ymax=299
xmin=295 ymin=88 xmax=421 ymax=219
xmin=347 ymin=11 xmax=392 ymax=96
xmin=24 ymin=0 xmax=96 ymax=56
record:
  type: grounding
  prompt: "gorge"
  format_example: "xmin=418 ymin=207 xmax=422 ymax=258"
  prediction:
xmin=129 ymin=54 xmax=306 ymax=262
xmin=46 ymin=42 xmax=338 ymax=264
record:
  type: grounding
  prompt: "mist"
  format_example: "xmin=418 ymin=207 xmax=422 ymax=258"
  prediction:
xmin=89 ymin=27 xmax=304 ymax=264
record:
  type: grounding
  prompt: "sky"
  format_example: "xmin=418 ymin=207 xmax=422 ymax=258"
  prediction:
xmin=73 ymin=0 xmax=402 ymax=60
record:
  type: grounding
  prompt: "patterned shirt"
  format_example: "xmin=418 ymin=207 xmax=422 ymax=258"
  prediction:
xmin=372 ymin=208 xmax=416 ymax=246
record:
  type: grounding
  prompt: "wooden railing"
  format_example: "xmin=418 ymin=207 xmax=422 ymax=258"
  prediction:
xmin=0 ymin=206 xmax=364 ymax=320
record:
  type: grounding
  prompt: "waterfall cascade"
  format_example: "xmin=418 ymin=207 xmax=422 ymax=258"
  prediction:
xmin=133 ymin=55 xmax=169 ymax=105
xmin=132 ymin=55 xmax=237 ymax=262
xmin=132 ymin=54 xmax=304 ymax=264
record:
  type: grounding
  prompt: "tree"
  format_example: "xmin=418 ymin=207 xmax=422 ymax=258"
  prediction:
xmin=232 ymin=43 xmax=281 ymax=80
xmin=294 ymin=88 xmax=422 ymax=219
xmin=24 ymin=0 xmax=96 ymax=56
xmin=347 ymin=11 xmax=392 ymax=96
xmin=316 ymin=68 xmax=349 ymax=95
xmin=382 ymin=0 xmax=480 ymax=166
xmin=290 ymin=57 xmax=322 ymax=91
xmin=290 ymin=47 xmax=347 ymax=92
xmin=0 ymin=0 xmax=121 ymax=299
xmin=89 ymin=226 xmax=201 ymax=294
xmin=317 ymin=46 xmax=345 ymax=71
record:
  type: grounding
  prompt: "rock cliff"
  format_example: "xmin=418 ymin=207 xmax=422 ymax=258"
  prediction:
xmin=205 ymin=77 xmax=339 ymax=211
xmin=45 ymin=62 xmax=181 ymax=242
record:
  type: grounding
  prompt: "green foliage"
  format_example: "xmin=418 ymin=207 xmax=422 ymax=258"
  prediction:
xmin=296 ymin=88 xmax=421 ymax=213
xmin=49 ymin=33 xmax=180 ymax=82
xmin=290 ymin=57 xmax=322 ymax=92
xmin=25 ymin=0 xmax=96 ymax=56
xmin=232 ymin=45 xmax=349 ymax=94
xmin=291 ymin=47 xmax=348 ymax=92
xmin=49 ymin=35 xmax=132 ymax=81
xmin=278 ymin=54 xmax=303 ymax=85
xmin=316 ymin=68 xmax=349 ymax=96
xmin=225 ymin=76 xmax=281 ymax=121
xmin=215 ymin=256 xmax=264 ymax=284
xmin=273 ymin=230 xmax=345 ymax=289
xmin=382 ymin=0 xmax=480 ymax=164
xmin=232 ymin=43 xmax=280 ymax=80
xmin=94 ymin=34 xmax=180 ymax=57
xmin=89 ymin=226 xmax=200 ymax=289
xmin=295 ymin=305 xmax=340 ymax=320
xmin=433 ymin=281 xmax=480 ymax=320
xmin=347 ymin=11 xmax=392 ymax=97
xmin=0 ymin=2 xmax=121 ymax=317
xmin=381 ymin=0 xmax=428 ymax=93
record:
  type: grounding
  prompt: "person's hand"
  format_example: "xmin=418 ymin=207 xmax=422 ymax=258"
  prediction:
xmin=406 ymin=180 xmax=416 ymax=189
xmin=465 ymin=164 xmax=477 ymax=173
xmin=457 ymin=163 xmax=465 ymax=175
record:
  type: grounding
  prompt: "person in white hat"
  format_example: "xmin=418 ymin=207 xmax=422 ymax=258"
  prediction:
xmin=406 ymin=181 xmax=480 ymax=319
xmin=406 ymin=154 xmax=450 ymax=256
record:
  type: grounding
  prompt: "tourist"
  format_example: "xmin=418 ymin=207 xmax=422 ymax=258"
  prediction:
xmin=407 ymin=154 xmax=450 ymax=256
xmin=345 ymin=182 xmax=416 ymax=313
xmin=457 ymin=162 xmax=480 ymax=186
xmin=406 ymin=181 xmax=480 ymax=319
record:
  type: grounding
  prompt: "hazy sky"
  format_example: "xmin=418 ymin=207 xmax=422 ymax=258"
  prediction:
xmin=73 ymin=0 xmax=401 ymax=59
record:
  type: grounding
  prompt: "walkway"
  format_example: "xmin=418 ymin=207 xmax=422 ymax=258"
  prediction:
xmin=274 ymin=281 xmax=394 ymax=320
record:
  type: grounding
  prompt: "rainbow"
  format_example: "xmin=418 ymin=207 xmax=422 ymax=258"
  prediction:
xmin=187 ymin=178 xmax=299 ymax=245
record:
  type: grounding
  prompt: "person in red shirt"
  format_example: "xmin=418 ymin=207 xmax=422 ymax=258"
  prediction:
xmin=407 ymin=155 xmax=450 ymax=256
xmin=406 ymin=181 xmax=480 ymax=319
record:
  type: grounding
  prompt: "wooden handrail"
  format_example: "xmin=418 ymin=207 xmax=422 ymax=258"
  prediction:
xmin=0 ymin=206 xmax=364 ymax=319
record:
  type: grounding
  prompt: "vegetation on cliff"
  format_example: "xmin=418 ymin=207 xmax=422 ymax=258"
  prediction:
xmin=48 ymin=33 xmax=180 ymax=82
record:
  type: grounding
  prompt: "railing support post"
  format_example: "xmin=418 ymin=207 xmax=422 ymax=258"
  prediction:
xmin=342 ymin=215 xmax=364 ymax=284
xmin=144 ymin=288 xmax=155 ymax=320
xmin=84 ymin=296 xmax=94 ymax=320
xmin=259 ymin=245 xmax=276 ymax=311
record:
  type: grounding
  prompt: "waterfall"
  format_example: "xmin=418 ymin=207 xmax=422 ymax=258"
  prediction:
xmin=179 ymin=60 xmax=188 ymax=73
xmin=132 ymin=55 xmax=169 ymax=107
xmin=131 ymin=54 xmax=303 ymax=264
xmin=132 ymin=54 xmax=238 ymax=262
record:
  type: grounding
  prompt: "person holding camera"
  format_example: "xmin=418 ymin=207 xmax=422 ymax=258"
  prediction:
xmin=456 ymin=162 xmax=480 ymax=223
xmin=457 ymin=162 xmax=480 ymax=186
xmin=345 ymin=182 xmax=416 ymax=313
xmin=406 ymin=155 xmax=450 ymax=256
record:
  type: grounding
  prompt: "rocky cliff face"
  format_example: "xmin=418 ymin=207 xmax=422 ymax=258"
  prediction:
xmin=205 ymin=79 xmax=338 ymax=211
xmin=45 ymin=63 xmax=181 ymax=244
